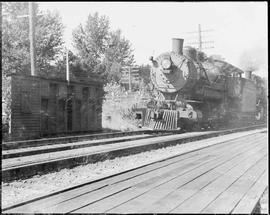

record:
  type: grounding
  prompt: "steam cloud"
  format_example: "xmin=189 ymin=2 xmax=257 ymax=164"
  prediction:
xmin=239 ymin=45 xmax=268 ymax=78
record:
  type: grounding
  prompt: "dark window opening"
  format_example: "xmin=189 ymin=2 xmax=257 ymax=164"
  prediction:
xmin=82 ymin=87 xmax=89 ymax=101
xmin=58 ymin=99 xmax=66 ymax=132
xmin=135 ymin=112 xmax=142 ymax=119
xmin=50 ymin=83 xmax=58 ymax=98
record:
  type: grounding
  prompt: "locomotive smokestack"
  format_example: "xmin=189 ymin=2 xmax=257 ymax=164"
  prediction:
xmin=172 ymin=38 xmax=184 ymax=55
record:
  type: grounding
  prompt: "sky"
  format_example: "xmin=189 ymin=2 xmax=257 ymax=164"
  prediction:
xmin=39 ymin=2 xmax=268 ymax=77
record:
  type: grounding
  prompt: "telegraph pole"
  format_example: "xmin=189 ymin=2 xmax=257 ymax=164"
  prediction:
xmin=66 ymin=48 xmax=70 ymax=84
xmin=198 ymin=24 xmax=202 ymax=51
xmin=4 ymin=3 xmax=42 ymax=76
xmin=29 ymin=2 xmax=37 ymax=76
xmin=186 ymin=24 xmax=214 ymax=51
xmin=128 ymin=66 xmax=131 ymax=92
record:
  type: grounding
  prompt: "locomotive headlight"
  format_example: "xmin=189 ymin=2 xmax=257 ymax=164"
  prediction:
xmin=161 ymin=59 xmax=171 ymax=69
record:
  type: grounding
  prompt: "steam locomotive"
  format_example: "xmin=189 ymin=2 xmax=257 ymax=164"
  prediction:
xmin=136 ymin=38 xmax=266 ymax=130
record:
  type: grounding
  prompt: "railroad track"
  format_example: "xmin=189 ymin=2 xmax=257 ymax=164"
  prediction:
xmin=2 ymin=124 xmax=266 ymax=182
xmin=2 ymin=129 xmax=175 ymax=150
xmin=2 ymin=133 xmax=173 ymax=159
xmin=2 ymin=126 xmax=268 ymax=213
xmin=3 ymin=121 xmax=264 ymax=151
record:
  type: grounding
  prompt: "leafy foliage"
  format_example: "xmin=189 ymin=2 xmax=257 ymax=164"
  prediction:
xmin=104 ymin=30 xmax=135 ymax=82
xmin=2 ymin=2 xmax=64 ymax=76
xmin=72 ymin=12 xmax=110 ymax=71
xmin=72 ymin=12 xmax=135 ymax=83
xmin=102 ymin=82 xmax=141 ymax=131
xmin=2 ymin=2 xmax=65 ymax=135
xmin=138 ymin=64 xmax=151 ymax=85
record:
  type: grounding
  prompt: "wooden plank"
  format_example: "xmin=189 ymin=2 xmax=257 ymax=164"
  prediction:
xmin=170 ymin=137 xmax=267 ymax=213
xmin=108 ymin=141 xmax=266 ymax=213
xmin=5 ymin=142 xmax=216 ymax=212
xmin=136 ymin=138 xmax=266 ymax=213
xmin=201 ymin=156 xmax=268 ymax=214
xmin=232 ymin=170 xmax=268 ymax=214
xmin=76 ymin=139 xmax=264 ymax=213
xmin=43 ymin=153 xmax=217 ymax=213
xmin=175 ymin=157 xmax=267 ymax=213
xmin=5 ymin=132 xmax=262 ymax=213
xmin=5 ymin=134 xmax=251 ymax=213
xmin=74 ymin=156 xmax=218 ymax=213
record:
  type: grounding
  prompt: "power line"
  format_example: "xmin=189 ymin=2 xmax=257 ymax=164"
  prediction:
xmin=185 ymin=24 xmax=214 ymax=51
xmin=186 ymin=29 xmax=214 ymax=34
xmin=187 ymin=41 xmax=214 ymax=45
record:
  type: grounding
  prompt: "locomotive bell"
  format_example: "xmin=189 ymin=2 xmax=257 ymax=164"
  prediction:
xmin=183 ymin=46 xmax=197 ymax=61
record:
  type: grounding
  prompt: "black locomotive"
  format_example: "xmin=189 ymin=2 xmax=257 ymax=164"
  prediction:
xmin=136 ymin=38 xmax=266 ymax=130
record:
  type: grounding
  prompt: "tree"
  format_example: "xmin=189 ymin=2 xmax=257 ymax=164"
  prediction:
xmin=138 ymin=64 xmax=151 ymax=85
xmin=72 ymin=12 xmax=135 ymax=83
xmin=72 ymin=12 xmax=110 ymax=72
xmin=55 ymin=50 xmax=92 ymax=80
xmin=103 ymin=29 xmax=135 ymax=82
xmin=2 ymin=2 xmax=64 ymax=76
xmin=2 ymin=2 xmax=65 ymax=135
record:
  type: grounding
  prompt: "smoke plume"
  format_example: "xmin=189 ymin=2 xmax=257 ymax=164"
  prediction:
xmin=239 ymin=45 xmax=267 ymax=78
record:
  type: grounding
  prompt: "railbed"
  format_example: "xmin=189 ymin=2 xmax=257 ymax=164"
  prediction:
xmin=2 ymin=128 xmax=268 ymax=213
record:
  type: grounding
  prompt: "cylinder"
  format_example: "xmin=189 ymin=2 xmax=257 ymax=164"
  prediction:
xmin=245 ymin=71 xmax=252 ymax=79
xmin=172 ymin=38 xmax=184 ymax=55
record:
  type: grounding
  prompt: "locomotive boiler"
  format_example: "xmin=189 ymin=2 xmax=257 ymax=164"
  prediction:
xmin=136 ymin=38 xmax=266 ymax=130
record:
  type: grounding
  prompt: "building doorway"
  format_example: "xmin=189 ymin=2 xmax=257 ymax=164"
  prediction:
xmin=67 ymin=98 xmax=73 ymax=132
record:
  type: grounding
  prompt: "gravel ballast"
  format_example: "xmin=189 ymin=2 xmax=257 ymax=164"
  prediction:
xmin=2 ymin=129 xmax=267 ymax=209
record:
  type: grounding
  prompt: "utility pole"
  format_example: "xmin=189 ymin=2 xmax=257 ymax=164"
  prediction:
xmin=12 ymin=3 xmax=43 ymax=76
xmin=66 ymin=48 xmax=70 ymax=84
xmin=186 ymin=24 xmax=214 ymax=51
xmin=29 ymin=2 xmax=37 ymax=76
xmin=4 ymin=3 xmax=43 ymax=76
xmin=128 ymin=66 xmax=131 ymax=92
xmin=198 ymin=24 xmax=202 ymax=51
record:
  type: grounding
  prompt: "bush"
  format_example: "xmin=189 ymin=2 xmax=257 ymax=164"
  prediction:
xmin=102 ymin=82 xmax=150 ymax=131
